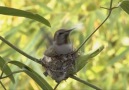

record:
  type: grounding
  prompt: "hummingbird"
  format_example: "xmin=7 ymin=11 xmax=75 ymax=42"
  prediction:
xmin=44 ymin=28 xmax=74 ymax=57
xmin=41 ymin=28 xmax=76 ymax=83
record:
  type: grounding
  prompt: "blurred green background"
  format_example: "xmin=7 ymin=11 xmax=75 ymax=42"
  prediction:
xmin=0 ymin=0 xmax=129 ymax=90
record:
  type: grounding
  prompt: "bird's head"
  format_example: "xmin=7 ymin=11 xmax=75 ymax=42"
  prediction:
xmin=54 ymin=28 xmax=74 ymax=45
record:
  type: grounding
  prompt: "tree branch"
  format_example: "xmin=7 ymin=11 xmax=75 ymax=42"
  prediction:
xmin=0 ymin=70 xmax=25 ymax=79
xmin=75 ymin=0 xmax=116 ymax=53
xmin=0 ymin=36 xmax=41 ymax=64
xmin=53 ymin=82 xmax=61 ymax=90
xmin=0 ymin=61 xmax=10 ymax=78
xmin=70 ymin=75 xmax=101 ymax=90
xmin=0 ymin=80 xmax=6 ymax=90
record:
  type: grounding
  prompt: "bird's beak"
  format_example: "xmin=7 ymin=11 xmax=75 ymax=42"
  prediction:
xmin=66 ymin=28 xmax=75 ymax=33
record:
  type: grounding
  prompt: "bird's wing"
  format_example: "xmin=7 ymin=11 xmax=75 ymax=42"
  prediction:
xmin=44 ymin=45 xmax=57 ymax=57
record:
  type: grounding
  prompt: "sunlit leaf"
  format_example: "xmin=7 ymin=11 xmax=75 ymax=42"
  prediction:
xmin=107 ymin=47 xmax=129 ymax=66
xmin=87 ymin=2 xmax=97 ymax=11
xmin=31 ymin=0 xmax=52 ymax=12
xmin=0 ymin=6 xmax=51 ymax=27
xmin=119 ymin=0 xmax=129 ymax=15
xmin=9 ymin=61 xmax=53 ymax=90
xmin=0 ymin=56 xmax=15 ymax=83
xmin=75 ymin=46 xmax=104 ymax=73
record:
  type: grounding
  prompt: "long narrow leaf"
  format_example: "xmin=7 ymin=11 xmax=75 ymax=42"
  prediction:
xmin=119 ymin=0 xmax=129 ymax=15
xmin=107 ymin=47 xmax=129 ymax=66
xmin=0 ymin=6 xmax=51 ymax=27
xmin=0 ymin=56 xmax=15 ymax=83
xmin=9 ymin=61 xmax=52 ymax=90
xmin=75 ymin=46 xmax=104 ymax=73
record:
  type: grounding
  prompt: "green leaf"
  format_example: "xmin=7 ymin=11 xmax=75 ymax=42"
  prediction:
xmin=0 ymin=6 xmax=51 ymax=27
xmin=107 ymin=47 xmax=129 ymax=66
xmin=119 ymin=0 xmax=129 ymax=15
xmin=9 ymin=61 xmax=53 ymax=90
xmin=0 ymin=56 xmax=15 ymax=83
xmin=75 ymin=46 xmax=104 ymax=73
xmin=31 ymin=0 xmax=52 ymax=12
xmin=87 ymin=2 xmax=97 ymax=11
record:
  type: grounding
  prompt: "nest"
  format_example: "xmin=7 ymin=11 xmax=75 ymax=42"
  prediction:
xmin=41 ymin=53 xmax=78 ymax=83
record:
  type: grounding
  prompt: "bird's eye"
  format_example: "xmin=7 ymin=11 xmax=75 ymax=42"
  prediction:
xmin=59 ymin=32 xmax=63 ymax=35
xmin=60 ymin=32 xmax=63 ymax=34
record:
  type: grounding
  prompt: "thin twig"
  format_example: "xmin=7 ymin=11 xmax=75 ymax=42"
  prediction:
xmin=0 ymin=60 xmax=25 ymax=79
xmin=53 ymin=82 xmax=61 ymax=90
xmin=0 ymin=81 xmax=6 ymax=90
xmin=0 ymin=70 xmax=25 ymax=79
xmin=75 ymin=0 xmax=116 ymax=53
xmin=0 ymin=36 xmax=41 ymax=64
xmin=70 ymin=75 xmax=102 ymax=90
xmin=100 ymin=6 xmax=118 ymax=10
xmin=0 ymin=61 xmax=24 ymax=90
xmin=0 ymin=61 xmax=9 ymax=78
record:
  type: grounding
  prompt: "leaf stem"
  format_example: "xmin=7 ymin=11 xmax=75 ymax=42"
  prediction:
xmin=70 ymin=75 xmax=102 ymax=90
xmin=0 ymin=81 xmax=6 ymax=90
xmin=0 ymin=36 xmax=41 ymax=64
xmin=0 ymin=61 xmax=9 ymax=78
xmin=75 ymin=0 xmax=116 ymax=53
xmin=0 ymin=70 xmax=25 ymax=79
xmin=53 ymin=82 xmax=61 ymax=90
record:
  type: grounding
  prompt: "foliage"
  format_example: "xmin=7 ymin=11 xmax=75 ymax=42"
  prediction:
xmin=0 ymin=57 xmax=15 ymax=83
xmin=0 ymin=6 xmax=50 ymax=27
xmin=0 ymin=0 xmax=129 ymax=90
